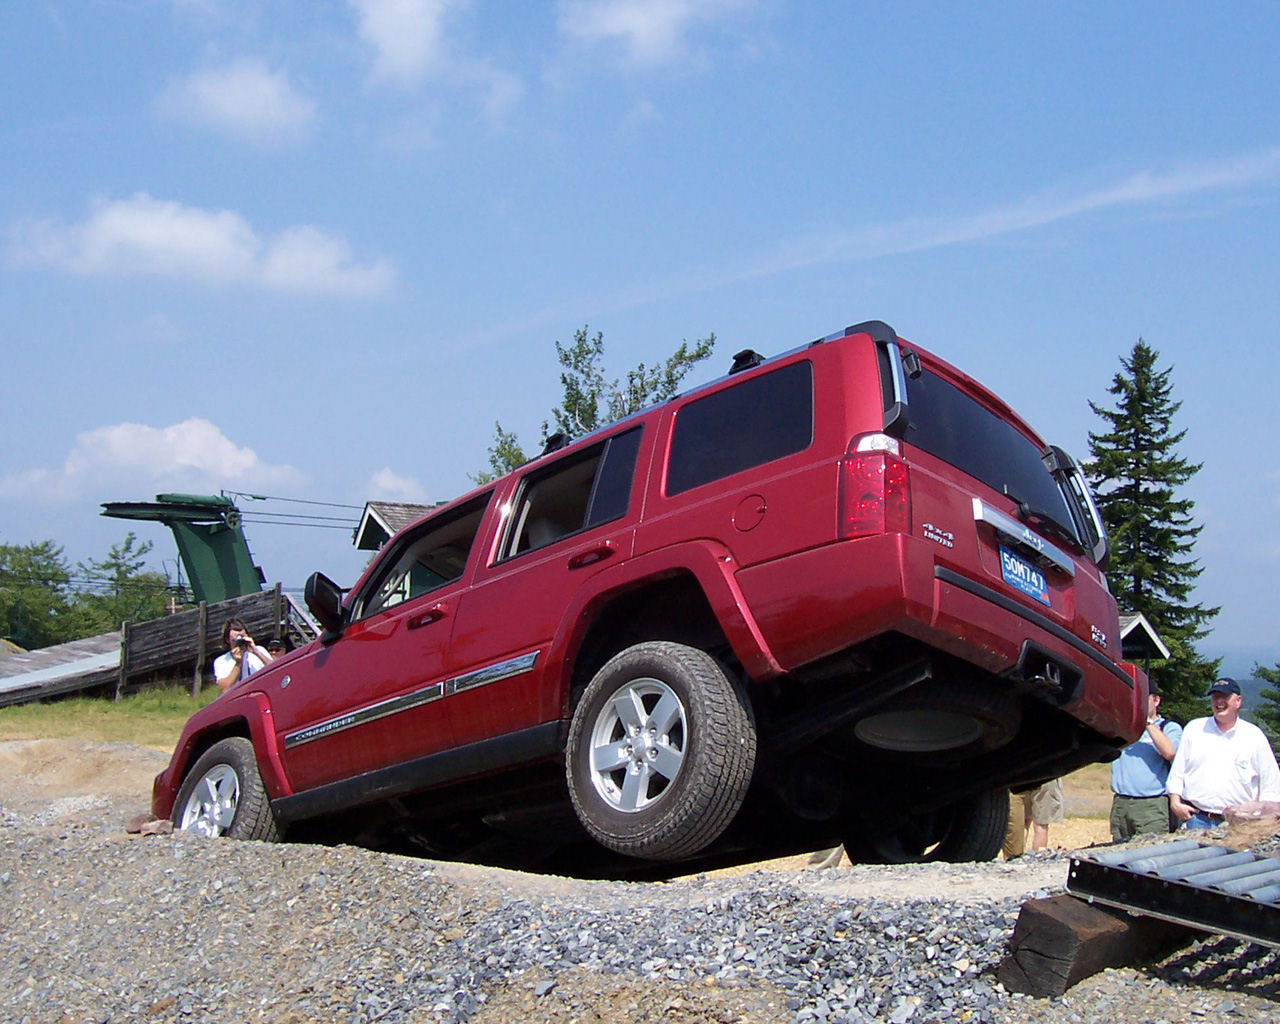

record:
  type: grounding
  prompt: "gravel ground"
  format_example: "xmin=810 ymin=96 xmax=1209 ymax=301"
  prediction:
xmin=1 ymin=741 xmax=1278 ymax=1024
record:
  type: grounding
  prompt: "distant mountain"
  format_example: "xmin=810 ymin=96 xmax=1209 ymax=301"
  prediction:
xmin=1239 ymin=676 xmax=1270 ymax=716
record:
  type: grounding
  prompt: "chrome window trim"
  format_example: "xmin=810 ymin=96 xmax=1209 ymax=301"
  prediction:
xmin=972 ymin=498 xmax=1075 ymax=578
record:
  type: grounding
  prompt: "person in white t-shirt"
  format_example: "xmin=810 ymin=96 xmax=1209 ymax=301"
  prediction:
xmin=1166 ymin=677 xmax=1280 ymax=830
xmin=213 ymin=616 xmax=274 ymax=693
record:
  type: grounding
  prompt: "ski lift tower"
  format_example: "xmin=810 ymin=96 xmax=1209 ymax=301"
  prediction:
xmin=101 ymin=493 xmax=265 ymax=605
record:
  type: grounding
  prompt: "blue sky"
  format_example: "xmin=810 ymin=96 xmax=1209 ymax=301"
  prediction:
xmin=2 ymin=2 xmax=1277 ymax=679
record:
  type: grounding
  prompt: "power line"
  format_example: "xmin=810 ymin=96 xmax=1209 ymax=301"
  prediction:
xmin=223 ymin=490 xmax=364 ymax=511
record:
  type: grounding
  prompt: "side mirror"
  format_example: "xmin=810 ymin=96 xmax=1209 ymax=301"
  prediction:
xmin=304 ymin=571 xmax=345 ymax=641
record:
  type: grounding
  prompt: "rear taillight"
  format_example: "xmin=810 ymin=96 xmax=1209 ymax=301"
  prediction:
xmin=839 ymin=436 xmax=910 ymax=538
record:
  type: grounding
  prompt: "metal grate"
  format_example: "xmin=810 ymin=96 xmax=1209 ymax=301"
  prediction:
xmin=1067 ymin=839 xmax=1280 ymax=948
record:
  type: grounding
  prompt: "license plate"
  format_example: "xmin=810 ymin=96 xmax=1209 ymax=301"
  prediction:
xmin=999 ymin=545 xmax=1050 ymax=606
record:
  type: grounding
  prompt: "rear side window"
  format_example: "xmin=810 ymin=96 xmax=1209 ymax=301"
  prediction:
xmin=500 ymin=427 xmax=643 ymax=559
xmin=667 ymin=361 xmax=814 ymax=495
xmin=905 ymin=369 xmax=1077 ymax=534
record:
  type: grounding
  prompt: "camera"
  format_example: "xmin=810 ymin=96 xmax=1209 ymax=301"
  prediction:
xmin=235 ymin=636 xmax=251 ymax=647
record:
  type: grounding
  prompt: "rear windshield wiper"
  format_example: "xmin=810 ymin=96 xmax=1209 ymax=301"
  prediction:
xmin=1002 ymin=487 xmax=1084 ymax=554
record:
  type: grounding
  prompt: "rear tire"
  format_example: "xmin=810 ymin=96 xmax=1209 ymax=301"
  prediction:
xmin=566 ymin=641 xmax=756 ymax=860
xmin=845 ymin=787 xmax=1008 ymax=864
xmin=173 ymin=737 xmax=280 ymax=842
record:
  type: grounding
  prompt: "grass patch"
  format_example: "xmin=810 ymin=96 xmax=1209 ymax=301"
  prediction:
xmin=0 ymin=686 xmax=213 ymax=751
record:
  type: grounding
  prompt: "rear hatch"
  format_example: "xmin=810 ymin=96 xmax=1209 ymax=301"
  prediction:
xmin=871 ymin=329 xmax=1113 ymax=654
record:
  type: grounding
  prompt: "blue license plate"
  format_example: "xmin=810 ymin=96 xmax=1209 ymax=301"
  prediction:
xmin=999 ymin=545 xmax=1050 ymax=606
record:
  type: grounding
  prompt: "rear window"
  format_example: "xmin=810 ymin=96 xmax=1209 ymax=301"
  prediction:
xmin=667 ymin=361 xmax=814 ymax=495
xmin=904 ymin=369 xmax=1077 ymax=535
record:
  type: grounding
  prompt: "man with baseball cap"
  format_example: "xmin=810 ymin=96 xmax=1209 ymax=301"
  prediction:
xmin=1166 ymin=677 xmax=1280 ymax=830
xmin=1110 ymin=679 xmax=1182 ymax=840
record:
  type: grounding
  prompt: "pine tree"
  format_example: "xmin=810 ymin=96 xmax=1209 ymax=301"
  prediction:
xmin=1087 ymin=340 xmax=1219 ymax=723
xmin=1253 ymin=662 xmax=1280 ymax=755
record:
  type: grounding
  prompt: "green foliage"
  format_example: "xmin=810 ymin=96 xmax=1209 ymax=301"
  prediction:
xmin=474 ymin=325 xmax=715 ymax=481
xmin=1252 ymin=662 xmax=1280 ymax=754
xmin=474 ymin=422 xmax=531 ymax=485
xmin=1087 ymin=339 xmax=1219 ymax=723
xmin=73 ymin=532 xmax=175 ymax=634
xmin=0 ymin=540 xmax=79 ymax=649
xmin=0 ymin=534 xmax=177 ymax=651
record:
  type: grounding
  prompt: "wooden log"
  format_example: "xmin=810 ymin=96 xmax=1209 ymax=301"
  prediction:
xmin=997 ymin=893 xmax=1197 ymax=997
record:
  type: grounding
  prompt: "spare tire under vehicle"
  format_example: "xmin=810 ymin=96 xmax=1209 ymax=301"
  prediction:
xmin=566 ymin=641 xmax=757 ymax=861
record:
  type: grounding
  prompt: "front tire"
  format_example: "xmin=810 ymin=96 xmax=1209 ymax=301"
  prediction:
xmin=173 ymin=737 xmax=280 ymax=842
xmin=566 ymin=641 xmax=756 ymax=860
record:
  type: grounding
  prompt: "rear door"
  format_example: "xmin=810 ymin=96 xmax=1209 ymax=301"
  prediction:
xmin=446 ymin=427 xmax=645 ymax=746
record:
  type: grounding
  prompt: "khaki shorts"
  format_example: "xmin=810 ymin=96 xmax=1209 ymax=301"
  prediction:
xmin=1020 ymin=778 xmax=1065 ymax=826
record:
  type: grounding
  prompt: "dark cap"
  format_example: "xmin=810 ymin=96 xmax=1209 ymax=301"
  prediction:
xmin=266 ymin=638 xmax=286 ymax=651
xmin=1208 ymin=677 xmax=1241 ymax=697
xmin=1146 ymin=679 xmax=1161 ymax=697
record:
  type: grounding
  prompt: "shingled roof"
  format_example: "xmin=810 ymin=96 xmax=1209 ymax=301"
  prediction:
xmin=353 ymin=501 xmax=437 ymax=551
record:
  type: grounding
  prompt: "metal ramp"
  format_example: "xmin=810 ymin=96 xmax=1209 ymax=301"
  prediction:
xmin=1067 ymin=839 xmax=1280 ymax=948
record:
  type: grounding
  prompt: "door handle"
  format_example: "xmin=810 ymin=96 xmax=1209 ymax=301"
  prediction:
xmin=408 ymin=603 xmax=449 ymax=629
xmin=567 ymin=541 xmax=617 ymax=569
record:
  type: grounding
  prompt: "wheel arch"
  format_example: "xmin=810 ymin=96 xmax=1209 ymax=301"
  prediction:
xmin=547 ymin=540 xmax=784 ymax=720
xmin=170 ymin=693 xmax=290 ymax=802
xmin=565 ymin=572 xmax=735 ymax=714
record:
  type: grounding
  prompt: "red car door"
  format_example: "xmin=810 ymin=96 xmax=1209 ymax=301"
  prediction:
xmin=271 ymin=494 xmax=491 ymax=791
xmin=447 ymin=428 xmax=644 ymax=746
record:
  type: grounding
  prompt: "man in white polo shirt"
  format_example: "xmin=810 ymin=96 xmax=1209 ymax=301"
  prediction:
xmin=1167 ymin=677 xmax=1280 ymax=830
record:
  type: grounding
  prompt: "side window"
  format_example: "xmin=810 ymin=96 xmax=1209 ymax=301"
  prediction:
xmin=353 ymin=493 xmax=490 ymax=619
xmin=500 ymin=427 xmax=642 ymax=559
xmin=666 ymin=360 xmax=814 ymax=496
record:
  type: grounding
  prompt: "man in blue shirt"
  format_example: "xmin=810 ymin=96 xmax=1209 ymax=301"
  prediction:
xmin=1110 ymin=679 xmax=1182 ymax=841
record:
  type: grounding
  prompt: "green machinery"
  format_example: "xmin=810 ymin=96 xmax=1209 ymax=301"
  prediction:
xmin=101 ymin=494 xmax=265 ymax=605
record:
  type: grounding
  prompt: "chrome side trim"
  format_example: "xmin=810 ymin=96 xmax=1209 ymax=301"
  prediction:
xmin=285 ymin=682 xmax=444 ymax=749
xmin=282 ymin=650 xmax=541 ymax=749
xmin=972 ymin=498 xmax=1075 ymax=577
xmin=446 ymin=650 xmax=539 ymax=696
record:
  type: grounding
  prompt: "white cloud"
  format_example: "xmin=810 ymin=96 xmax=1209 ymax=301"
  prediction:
xmin=765 ymin=147 xmax=1280 ymax=276
xmin=10 ymin=193 xmax=394 ymax=298
xmin=367 ymin=467 xmax=431 ymax=503
xmin=558 ymin=0 xmax=750 ymax=66
xmin=0 ymin=419 xmax=302 ymax=503
xmin=349 ymin=0 xmax=455 ymax=86
xmin=155 ymin=59 xmax=316 ymax=143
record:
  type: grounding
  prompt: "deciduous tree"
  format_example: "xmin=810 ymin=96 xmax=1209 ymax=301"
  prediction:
xmin=475 ymin=325 xmax=715 ymax=482
xmin=0 ymin=541 xmax=78 ymax=649
xmin=74 ymin=532 xmax=175 ymax=635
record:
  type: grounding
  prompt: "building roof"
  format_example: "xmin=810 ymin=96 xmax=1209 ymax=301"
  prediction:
xmin=1119 ymin=611 xmax=1171 ymax=661
xmin=353 ymin=501 xmax=437 ymax=551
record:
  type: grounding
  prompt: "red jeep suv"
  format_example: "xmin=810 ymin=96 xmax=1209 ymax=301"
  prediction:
xmin=153 ymin=320 xmax=1144 ymax=875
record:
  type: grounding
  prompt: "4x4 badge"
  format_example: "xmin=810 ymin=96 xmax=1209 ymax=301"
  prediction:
xmin=923 ymin=522 xmax=954 ymax=548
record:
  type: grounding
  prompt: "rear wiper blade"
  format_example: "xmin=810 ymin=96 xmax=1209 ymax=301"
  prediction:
xmin=1002 ymin=487 xmax=1084 ymax=553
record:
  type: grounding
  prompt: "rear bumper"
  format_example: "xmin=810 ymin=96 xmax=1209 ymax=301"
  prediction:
xmin=735 ymin=534 xmax=1143 ymax=744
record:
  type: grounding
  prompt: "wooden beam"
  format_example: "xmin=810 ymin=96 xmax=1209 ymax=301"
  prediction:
xmin=997 ymin=893 xmax=1198 ymax=997
xmin=192 ymin=601 xmax=207 ymax=697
